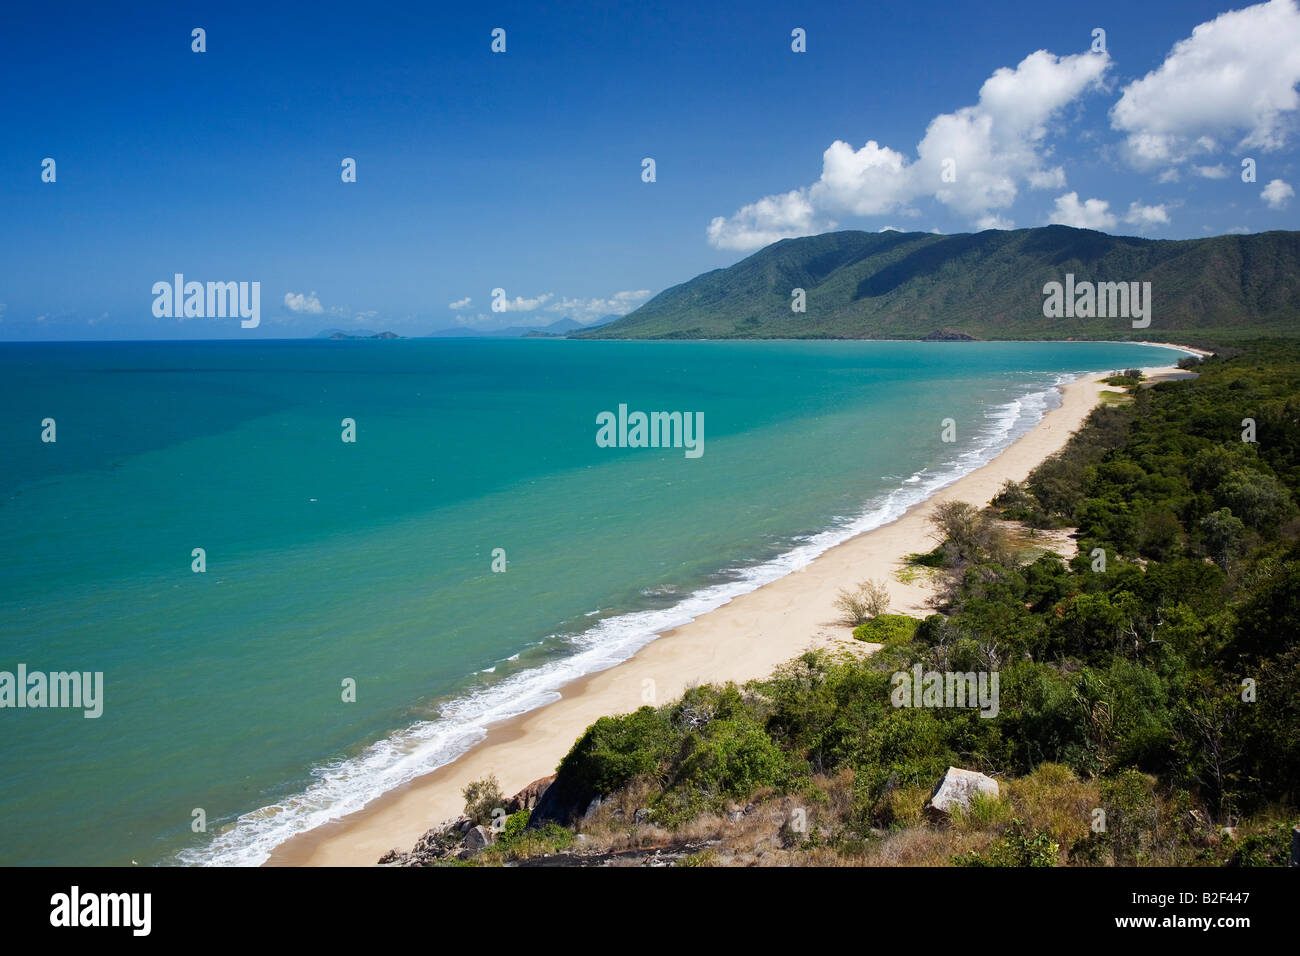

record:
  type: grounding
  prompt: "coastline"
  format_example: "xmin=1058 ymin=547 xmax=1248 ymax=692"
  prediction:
xmin=266 ymin=349 xmax=1195 ymax=867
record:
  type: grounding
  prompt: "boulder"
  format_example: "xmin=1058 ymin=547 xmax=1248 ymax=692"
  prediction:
xmin=464 ymin=825 xmax=493 ymax=853
xmin=504 ymin=775 xmax=555 ymax=813
xmin=925 ymin=767 xmax=999 ymax=820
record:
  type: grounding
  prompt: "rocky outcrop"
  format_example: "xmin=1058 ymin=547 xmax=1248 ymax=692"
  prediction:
xmin=925 ymin=767 xmax=999 ymax=820
xmin=528 ymin=765 xmax=602 ymax=830
xmin=504 ymin=775 xmax=554 ymax=814
xmin=378 ymin=775 xmax=557 ymax=865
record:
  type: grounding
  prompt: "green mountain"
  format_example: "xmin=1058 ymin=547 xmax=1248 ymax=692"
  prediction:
xmin=575 ymin=226 xmax=1300 ymax=344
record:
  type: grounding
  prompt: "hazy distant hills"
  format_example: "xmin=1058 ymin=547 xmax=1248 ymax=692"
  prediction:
xmin=423 ymin=316 xmax=587 ymax=338
xmin=318 ymin=314 xmax=624 ymax=340
xmin=573 ymin=226 xmax=1300 ymax=343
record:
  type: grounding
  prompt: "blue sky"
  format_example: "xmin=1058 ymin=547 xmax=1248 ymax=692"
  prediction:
xmin=1 ymin=0 xmax=1297 ymax=340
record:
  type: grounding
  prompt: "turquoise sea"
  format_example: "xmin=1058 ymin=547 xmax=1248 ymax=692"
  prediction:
xmin=0 ymin=338 xmax=1185 ymax=865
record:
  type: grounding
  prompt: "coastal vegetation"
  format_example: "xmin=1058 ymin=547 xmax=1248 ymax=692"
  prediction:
xmin=437 ymin=340 xmax=1300 ymax=866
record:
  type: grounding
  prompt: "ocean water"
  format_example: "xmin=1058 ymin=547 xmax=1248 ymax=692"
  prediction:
xmin=0 ymin=338 xmax=1185 ymax=866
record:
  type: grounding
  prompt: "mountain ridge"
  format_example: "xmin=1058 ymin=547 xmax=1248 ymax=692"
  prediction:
xmin=573 ymin=226 xmax=1300 ymax=343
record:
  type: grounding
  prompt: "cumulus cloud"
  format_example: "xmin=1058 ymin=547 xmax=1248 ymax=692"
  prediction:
xmin=546 ymin=289 xmax=653 ymax=321
xmin=707 ymin=49 xmax=1111 ymax=249
xmin=283 ymin=291 xmax=324 ymax=314
xmin=1262 ymin=177 xmax=1295 ymax=207
xmin=1048 ymin=192 xmax=1118 ymax=230
xmin=707 ymin=189 xmax=833 ymax=250
xmin=1192 ymin=164 xmax=1230 ymax=179
xmin=1111 ymin=0 xmax=1300 ymax=167
xmin=448 ymin=297 xmax=472 ymax=310
xmin=977 ymin=214 xmax=1016 ymax=230
xmin=1124 ymin=201 xmax=1171 ymax=227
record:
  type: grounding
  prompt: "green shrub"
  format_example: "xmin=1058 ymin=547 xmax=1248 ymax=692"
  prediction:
xmin=462 ymin=775 xmax=504 ymax=827
xmin=853 ymin=614 xmax=920 ymax=644
xmin=954 ymin=819 xmax=1060 ymax=866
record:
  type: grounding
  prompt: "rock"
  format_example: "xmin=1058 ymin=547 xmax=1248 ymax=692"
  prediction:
xmin=464 ymin=825 xmax=493 ymax=854
xmin=504 ymin=775 xmax=555 ymax=814
xmin=581 ymin=795 xmax=603 ymax=822
xmin=458 ymin=818 xmax=473 ymax=834
xmin=377 ymin=849 xmax=406 ymax=865
xmin=633 ymin=808 xmax=650 ymax=825
xmin=727 ymin=811 xmax=745 ymax=824
xmin=925 ymin=767 xmax=999 ymax=820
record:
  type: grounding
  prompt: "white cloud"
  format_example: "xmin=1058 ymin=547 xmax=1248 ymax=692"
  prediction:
xmin=1048 ymin=192 xmax=1118 ymax=230
xmin=977 ymin=214 xmax=1016 ymax=230
xmin=1262 ymin=177 xmax=1295 ymax=207
xmin=1192 ymin=164 xmax=1230 ymax=179
xmin=283 ymin=291 xmax=324 ymax=314
xmin=546 ymin=290 xmax=653 ymax=321
xmin=1027 ymin=167 xmax=1068 ymax=190
xmin=708 ymin=49 xmax=1110 ymax=249
xmin=1111 ymin=0 xmax=1300 ymax=167
xmin=495 ymin=293 xmax=553 ymax=312
xmin=1157 ymin=168 xmax=1182 ymax=183
xmin=706 ymin=189 xmax=833 ymax=250
xmin=448 ymin=297 xmax=472 ymax=310
xmin=1124 ymin=201 xmax=1171 ymax=227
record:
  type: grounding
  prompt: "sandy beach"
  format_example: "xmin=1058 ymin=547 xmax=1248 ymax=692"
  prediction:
xmin=268 ymin=348 xmax=1199 ymax=866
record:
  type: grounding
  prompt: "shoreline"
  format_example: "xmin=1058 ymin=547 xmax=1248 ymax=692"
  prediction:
xmin=266 ymin=346 xmax=1196 ymax=867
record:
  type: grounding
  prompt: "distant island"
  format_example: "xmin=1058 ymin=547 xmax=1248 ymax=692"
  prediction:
xmin=321 ymin=330 xmax=403 ymax=340
xmin=573 ymin=226 xmax=1300 ymax=346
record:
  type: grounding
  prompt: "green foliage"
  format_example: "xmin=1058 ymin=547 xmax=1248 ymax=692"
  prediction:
xmin=853 ymin=614 xmax=920 ymax=644
xmin=1225 ymin=822 xmax=1295 ymax=867
xmin=462 ymin=775 xmax=504 ymax=827
xmin=558 ymin=706 xmax=681 ymax=797
xmin=907 ymin=546 xmax=948 ymax=568
xmin=954 ymin=819 xmax=1060 ymax=867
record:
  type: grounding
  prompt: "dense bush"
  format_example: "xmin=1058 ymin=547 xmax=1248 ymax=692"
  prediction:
xmin=853 ymin=614 xmax=920 ymax=644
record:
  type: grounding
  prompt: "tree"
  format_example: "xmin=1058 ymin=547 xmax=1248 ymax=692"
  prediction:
xmin=462 ymin=775 xmax=505 ymax=827
xmin=1199 ymin=508 xmax=1247 ymax=568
